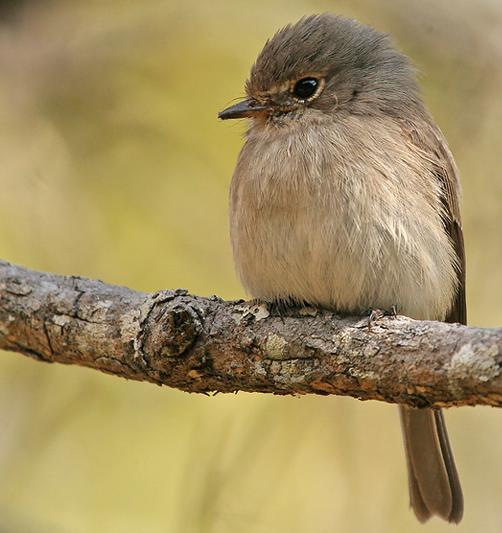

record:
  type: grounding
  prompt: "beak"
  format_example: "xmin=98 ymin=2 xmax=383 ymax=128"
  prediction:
xmin=218 ymin=99 xmax=269 ymax=120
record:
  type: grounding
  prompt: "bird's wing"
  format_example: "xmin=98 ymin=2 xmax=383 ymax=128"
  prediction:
xmin=400 ymin=118 xmax=466 ymax=325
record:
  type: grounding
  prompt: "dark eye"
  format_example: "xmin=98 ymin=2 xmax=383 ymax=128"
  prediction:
xmin=292 ymin=77 xmax=319 ymax=100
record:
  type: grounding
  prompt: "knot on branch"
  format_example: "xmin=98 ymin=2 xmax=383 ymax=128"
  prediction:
xmin=139 ymin=291 xmax=203 ymax=371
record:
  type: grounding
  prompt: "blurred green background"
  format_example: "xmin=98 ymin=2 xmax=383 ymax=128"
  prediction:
xmin=0 ymin=1 xmax=501 ymax=532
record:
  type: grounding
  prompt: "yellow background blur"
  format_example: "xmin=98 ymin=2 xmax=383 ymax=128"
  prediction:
xmin=1 ymin=1 xmax=501 ymax=532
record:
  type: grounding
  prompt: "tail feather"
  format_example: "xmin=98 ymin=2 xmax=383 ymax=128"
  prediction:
xmin=400 ymin=406 xmax=463 ymax=523
xmin=434 ymin=409 xmax=463 ymax=522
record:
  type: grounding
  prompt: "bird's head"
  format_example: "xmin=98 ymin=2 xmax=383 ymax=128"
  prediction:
xmin=219 ymin=14 xmax=421 ymax=126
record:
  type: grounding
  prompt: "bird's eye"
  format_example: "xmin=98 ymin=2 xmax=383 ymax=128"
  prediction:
xmin=292 ymin=77 xmax=319 ymax=100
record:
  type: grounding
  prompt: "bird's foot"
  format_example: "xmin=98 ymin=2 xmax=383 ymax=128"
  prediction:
xmin=245 ymin=298 xmax=316 ymax=322
xmin=365 ymin=305 xmax=398 ymax=330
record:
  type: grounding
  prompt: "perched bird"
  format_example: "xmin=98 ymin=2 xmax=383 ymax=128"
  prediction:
xmin=219 ymin=13 xmax=465 ymax=523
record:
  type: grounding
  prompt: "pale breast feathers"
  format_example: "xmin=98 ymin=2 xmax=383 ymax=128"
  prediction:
xmin=230 ymin=115 xmax=458 ymax=320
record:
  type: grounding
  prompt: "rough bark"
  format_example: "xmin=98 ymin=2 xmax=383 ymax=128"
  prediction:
xmin=1 ymin=260 xmax=502 ymax=408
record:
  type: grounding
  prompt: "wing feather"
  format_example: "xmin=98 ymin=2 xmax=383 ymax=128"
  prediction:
xmin=399 ymin=118 xmax=466 ymax=325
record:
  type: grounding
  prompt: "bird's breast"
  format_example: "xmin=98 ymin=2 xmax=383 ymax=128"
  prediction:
xmin=229 ymin=117 xmax=458 ymax=320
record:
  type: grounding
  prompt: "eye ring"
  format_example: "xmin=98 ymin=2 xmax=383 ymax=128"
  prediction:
xmin=292 ymin=77 xmax=321 ymax=100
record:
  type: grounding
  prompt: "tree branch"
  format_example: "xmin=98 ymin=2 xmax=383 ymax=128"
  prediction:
xmin=1 ymin=259 xmax=501 ymax=408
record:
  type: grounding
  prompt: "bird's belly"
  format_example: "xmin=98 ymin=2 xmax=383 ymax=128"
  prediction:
xmin=231 ymin=202 xmax=457 ymax=321
xmin=230 ymin=118 xmax=459 ymax=321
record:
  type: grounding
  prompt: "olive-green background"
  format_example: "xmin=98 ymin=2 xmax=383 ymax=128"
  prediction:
xmin=1 ymin=1 xmax=501 ymax=532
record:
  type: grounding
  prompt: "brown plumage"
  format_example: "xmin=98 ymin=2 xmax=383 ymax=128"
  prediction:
xmin=220 ymin=13 xmax=465 ymax=522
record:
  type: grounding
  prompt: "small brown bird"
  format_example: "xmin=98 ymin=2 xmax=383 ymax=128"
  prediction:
xmin=219 ymin=14 xmax=465 ymax=523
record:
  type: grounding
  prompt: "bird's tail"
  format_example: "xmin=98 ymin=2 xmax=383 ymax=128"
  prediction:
xmin=399 ymin=406 xmax=463 ymax=523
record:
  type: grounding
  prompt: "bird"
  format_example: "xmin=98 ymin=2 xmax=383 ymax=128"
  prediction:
xmin=219 ymin=13 xmax=465 ymax=523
